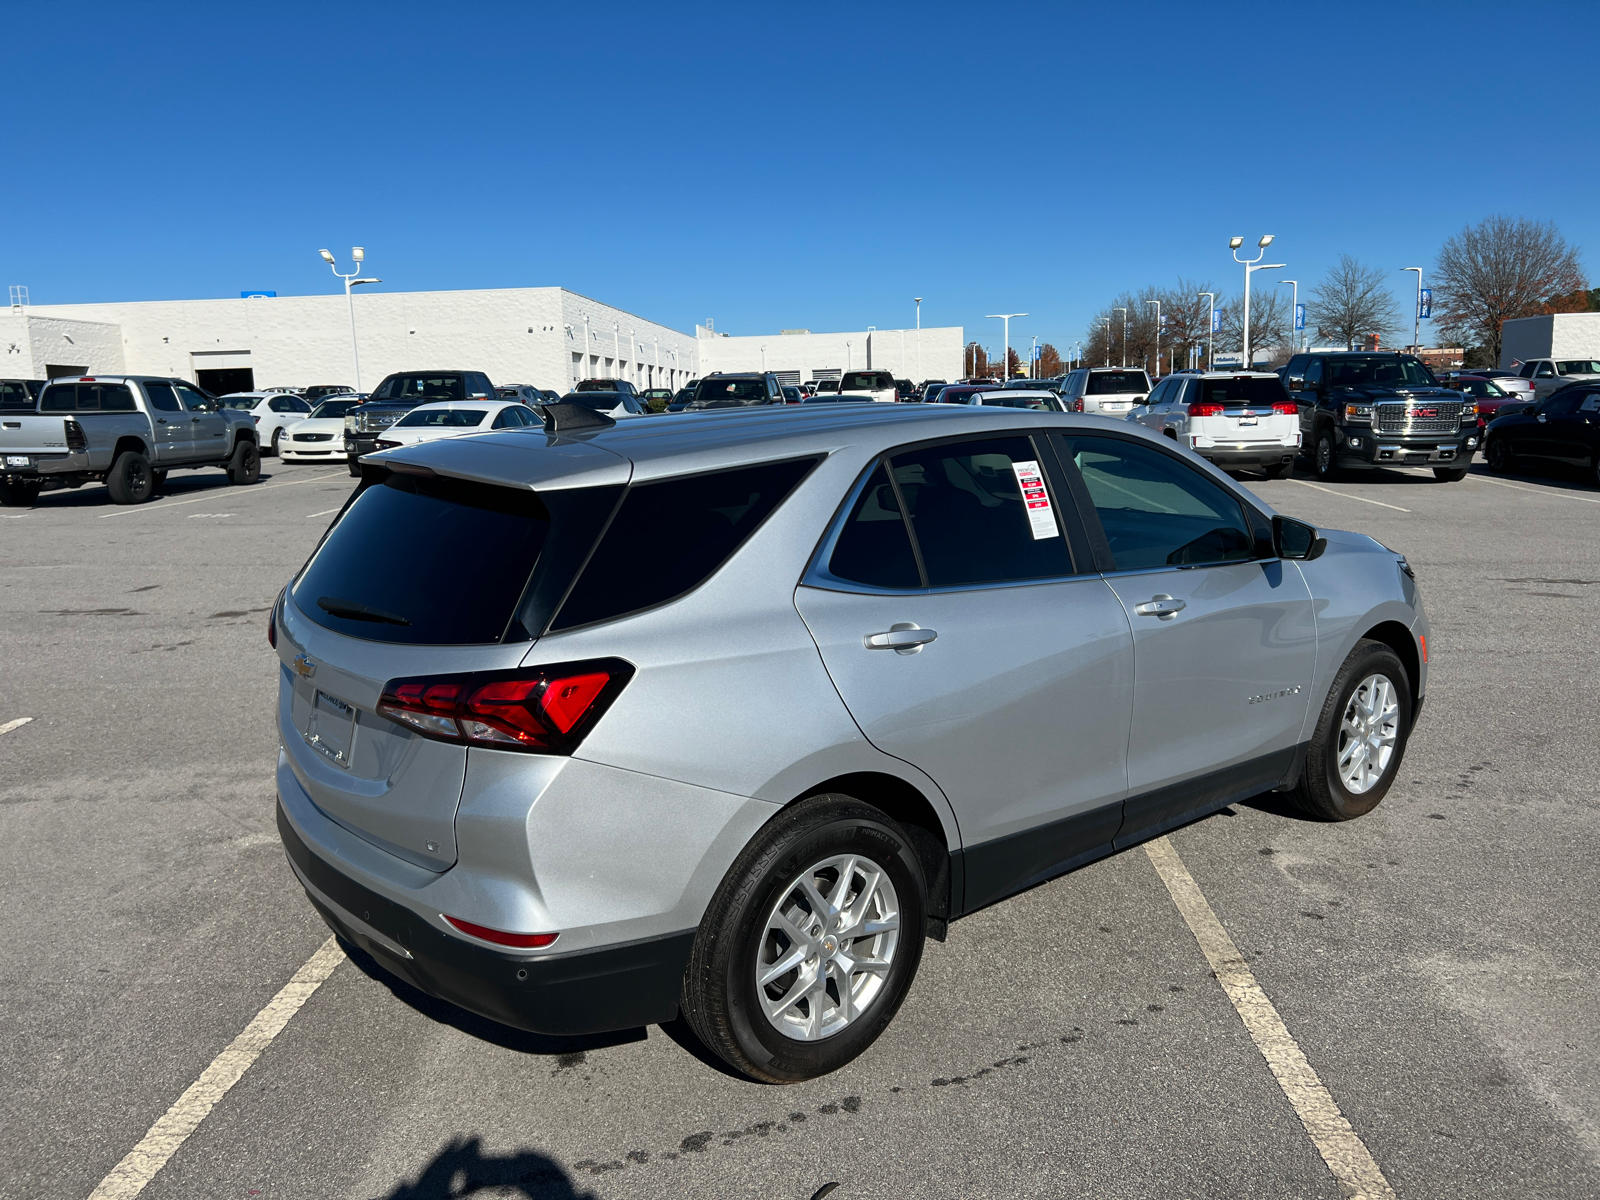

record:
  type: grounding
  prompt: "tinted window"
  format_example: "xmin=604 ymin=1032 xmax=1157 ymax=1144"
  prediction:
xmin=1543 ymin=394 xmax=1585 ymax=416
xmin=394 ymin=408 xmax=488 ymax=427
xmin=39 ymin=383 xmax=135 ymax=412
xmin=1146 ymin=378 xmax=1176 ymax=406
xmin=174 ymin=385 xmax=212 ymax=411
xmin=145 ymin=382 xmax=182 ymax=412
xmin=1086 ymin=372 xmax=1150 ymax=395
xmin=1304 ymin=359 xmax=1324 ymax=387
xmin=828 ymin=460 xmax=921 ymax=589
xmin=1193 ymin=376 xmax=1291 ymax=407
xmin=469 ymin=373 xmax=495 ymax=396
xmin=294 ymin=473 xmax=551 ymax=645
xmin=553 ymin=457 xmax=819 ymax=630
xmin=1532 ymin=362 xmax=1556 ymax=378
xmin=1326 ymin=357 xmax=1435 ymax=388
xmin=39 ymin=385 xmax=76 ymax=411
xmin=840 ymin=370 xmax=894 ymax=391
xmin=1556 ymin=361 xmax=1600 ymax=375
xmin=311 ymin=399 xmax=358 ymax=419
xmin=889 ymin=437 xmax=1074 ymax=587
xmin=392 ymin=375 xmax=467 ymax=401
xmin=0 ymin=381 xmax=32 ymax=410
xmin=691 ymin=377 xmax=769 ymax=406
xmin=1062 ymin=435 xmax=1253 ymax=571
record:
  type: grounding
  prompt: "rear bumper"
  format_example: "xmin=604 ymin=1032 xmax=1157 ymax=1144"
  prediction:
xmin=1197 ymin=443 xmax=1297 ymax=467
xmin=277 ymin=801 xmax=694 ymax=1035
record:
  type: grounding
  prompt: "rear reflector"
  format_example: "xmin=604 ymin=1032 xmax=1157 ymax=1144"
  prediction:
xmin=378 ymin=658 xmax=634 ymax=754
xmin=443 ymin=915 xmax=558 ymax=949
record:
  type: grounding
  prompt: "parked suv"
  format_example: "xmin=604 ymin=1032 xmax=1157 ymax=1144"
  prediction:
xmin=345 ymin=371 xmax=496 ymax=476
xmin=0 ymin=375 xmax=259 ymax=506
xmin=1060 ymin=368 xmax=1152 ymax=415
xmin=575 ymin=378 xmax=642 ymax=398
xmin=1284 ymin=352 xmax=1476 ymax=481
xmin=684 ymin=372 xmax=784 ymax=409
xmin=1130 ymin=371 xmax=1299 ymax=477
xmin=274 ymin=403 xmax=1428 ymax=1082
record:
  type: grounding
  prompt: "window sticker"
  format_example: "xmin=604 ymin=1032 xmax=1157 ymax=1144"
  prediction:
xmin=1010 ymin=459 xmax=1059 ymax=540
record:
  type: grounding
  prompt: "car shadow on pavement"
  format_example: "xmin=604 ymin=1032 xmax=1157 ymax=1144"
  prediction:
xmin=1237 ymin=789 xmax=1326 ymax=823
xmin=28 ymin=466 xmax=296 ymax=508
xmin=379 ymin=1134 xmax=598 ymax=1200
xmin=337 ymin=939 xmax=647 ymax=1057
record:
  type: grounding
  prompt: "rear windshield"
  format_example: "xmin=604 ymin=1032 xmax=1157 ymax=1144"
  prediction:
xmin=1192 ymin=377 xmax=1291 ymax=407
xmin=39 ymin=383 xmax=136 ymax=412
xmin=311 ymin=399 xmax=358 ymax=419
xmin=983 ymin=394 xmax=1062 ymax=410
xmin=551 ymin=457 xmax=819 ymax=631
xmin=840 ymin=371 xmax=894 ymax=391
xmin=295 ymin=474 xmax=554 ymax=644
xmin=217 ymin=396 xmax=260 ymax=409
xmin=395 ymin=408 xmax=487 ymax=427
xmin=1085 ymin=372 xmax=1150 ymax=395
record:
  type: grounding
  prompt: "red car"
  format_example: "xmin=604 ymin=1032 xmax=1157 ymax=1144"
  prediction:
xmin=1440 ymin=375 xmax=1527 ymax=442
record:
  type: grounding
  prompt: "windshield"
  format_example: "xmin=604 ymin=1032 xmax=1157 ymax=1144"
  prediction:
xmin=311 ymin=399 xmax=359 ymax=419
xmin=1556 ymin=360 xmax=1600 ymax=375
xmin=390 ymin=375 xmax=466 ymax=401
xmin=1086 ymin=371 xmax=1151 ymax=395
xmin=1326 ymin=357 xmax=1437 ymax=389
xmin=217 ymin=396 xmax=260 ymax=410
xmin=692 ymin=378 xmax=768 ymax=405
xmin=840 ymin=371 xmax=893 ymax=391
xmin=394 ymin=408 xmax=488 ymax=428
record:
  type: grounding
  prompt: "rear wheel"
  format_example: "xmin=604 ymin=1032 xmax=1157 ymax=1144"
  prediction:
xmin=106 ymin=451 xmax=155 ymax=505
xmin=1486 ymin=436 xmax=1514 ymax=473
xmin=1432 ymin=467 xmax=1469 ymax=482
xmin=1291 ymin=639 xmax=1413 ymax=821
xmin=1262 ymin=462 xmax=1291 ymax=480
xmin=681 ymin=794 xmax=927 ymax=1083
xmin=0 ymin=478 xmax=42 ymax=507
xmin=1313 ymin=429 xmax=1341 ymax=481
xmin=270 ymin=427 xmax=282 ymax=456
xmin=226 ymin=440 xmax=260 ymax=485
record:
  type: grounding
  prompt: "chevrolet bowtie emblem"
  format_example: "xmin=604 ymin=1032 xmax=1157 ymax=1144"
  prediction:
xmin=293 ymin=654 xmax=316 ymax=679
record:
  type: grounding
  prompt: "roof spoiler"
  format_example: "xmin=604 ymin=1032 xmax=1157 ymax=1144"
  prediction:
xmin=540 ymin=402 xmax=616 ymax=433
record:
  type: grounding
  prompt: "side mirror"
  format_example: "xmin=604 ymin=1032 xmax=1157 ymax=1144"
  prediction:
xmin=1273 ymin=515 xmax=1326 ymax=561
xmin=1287 ymin=376 xmax=1305 ymax=389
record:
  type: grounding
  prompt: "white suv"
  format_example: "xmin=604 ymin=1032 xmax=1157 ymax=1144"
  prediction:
xmin=1130 ymin=371 xmax=1300 ymax=477
xmin=1061 ymin=367 xmax=1151 ymax=416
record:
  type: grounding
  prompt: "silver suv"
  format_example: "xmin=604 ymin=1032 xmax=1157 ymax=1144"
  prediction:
xmin=273 ymin=405 xmax=1428 ymax=1081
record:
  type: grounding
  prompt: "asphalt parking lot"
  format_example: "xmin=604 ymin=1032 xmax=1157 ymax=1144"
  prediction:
xmin=4 ymin=454 xmax=1599 ymax=1200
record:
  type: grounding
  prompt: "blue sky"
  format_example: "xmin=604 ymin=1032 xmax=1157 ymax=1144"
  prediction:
xmin=5 ymin=0 xmax=1596 ymax=357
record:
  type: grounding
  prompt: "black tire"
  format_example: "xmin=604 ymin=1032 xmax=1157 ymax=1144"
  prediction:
xmin=226 ymin=439 xmax=260 ymax=485
xmin=0 ymin=478 xmax=42 ymax=507
xmin=1486 ymin=436 xmax=1514 ymax=474
xmin=106 ymin=451 xmax=156 ymax=505
xmin=1262 ymin=462 xmax=1291 ymax=480
xmin=347 ymin=456 xmax=362 ymax=477
xmin=1313 ymin=428 xmax=1341 ymax=480
xmin=270 ymin=427 xmax=282 ymax=456
xmin=1290 ymin=639 xmax=1414 ymax=822
xmin=681 ymin=794 xmax=927 ymax=1083
xmin=1432 ymin=467 xmax=1469 ymax=482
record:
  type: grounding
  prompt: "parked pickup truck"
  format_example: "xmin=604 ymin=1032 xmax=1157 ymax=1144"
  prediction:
xmin=0 ymin=375 xmax=260 ymax=507
xmin=1283 ymin=351 xmax=1478 ymax=482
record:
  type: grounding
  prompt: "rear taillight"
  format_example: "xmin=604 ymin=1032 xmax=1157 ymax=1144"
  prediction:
xmin=443 ymin=915 xmax=558 ymax=949
xmin=1270 ymin=401 xmax=1297 ymax=415
xmin=377 ymin=659 xmax=633 ymax=754
xmin=1070 ymin=397 xmax=1083 ymax=412
xmin=268 ymin=587 xmax=283 ymax=648
xmin=1188 ymin=402 xmax=1226 ymax=417
xmin=64 ymin=420 xmax=87 ymax=452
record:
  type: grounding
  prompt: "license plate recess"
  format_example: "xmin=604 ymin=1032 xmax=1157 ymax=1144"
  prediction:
xmin=305 ymin=690 xmax=356 ymax=767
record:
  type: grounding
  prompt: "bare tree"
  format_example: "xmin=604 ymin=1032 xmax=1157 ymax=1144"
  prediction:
xmin=1306 ymin=256 xmax=1402 ymax=351
xmin=1433 ymin=215 xmax=1586 ymax=367
xmin=1217 ymin=290 xmax=1291 ymax=364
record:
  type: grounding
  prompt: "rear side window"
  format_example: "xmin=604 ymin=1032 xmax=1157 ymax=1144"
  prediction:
xmin=552 ymin=457 xmax=819 ymax=630
xmin=829 ymin=461 xmax=922 ymax=589
xmin=1192 ymin=377 xmax=1291 ymax=407
xmin=295 ymin=474 xmax=553 ymax=644
xmin=1086 ymin=372 xmax=1150 ymax=395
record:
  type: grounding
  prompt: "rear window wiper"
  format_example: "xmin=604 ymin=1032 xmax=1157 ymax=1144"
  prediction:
xmin=316 ymin=596 xmax=411 ymax=626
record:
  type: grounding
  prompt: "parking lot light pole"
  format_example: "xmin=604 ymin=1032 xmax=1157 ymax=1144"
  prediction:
xmin=1197 ymin=292 xmax=1216 ymax=370
xmin=1112 ymin=307 xmax=1128 ymax=367
xmin=1231 ymin=235 xmax=1284 ymax=369
xmin=1403 ymin=267 xmax=1422 ymax=350
xmin=986 ymin=313 xmax=1026 ymax=380
xmin=319 ymin=247 xmax=380 ymax=392
xmin=1102 ymin=320 xmax=1111 ymax=366
xmin=1145 ymin=300 xmax=1161 ymax=377
xmin=914 ymin=297 xmax=922 ymax=380
xmin=1030 ymin=335 xmax=1037 ymax=378
xmin=1280 ymin=280 xmax=1299 ymax=353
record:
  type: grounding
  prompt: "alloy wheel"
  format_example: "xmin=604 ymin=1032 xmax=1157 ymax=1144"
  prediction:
xmin=1316 ymin=434 xmax=1333 ymax=476
xmin=756 ymin=854 xmax=900 ymax=1042
xmin=1338 ymin=673 xmax=1399 ymax=795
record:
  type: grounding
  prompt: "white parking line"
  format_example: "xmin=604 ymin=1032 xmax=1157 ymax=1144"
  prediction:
xmin=0 ymin=717 xmax=34 ymax=735
xmin=85 ymin=937 xmax=345 ymax=1200
xmin=1472 ymin=476 xmax=1600 ymax=505
xmin=1288 ymin=479 xmax=1410 ymax=512
xmin=305 ymin=507 xmax=342 ymax=518
xmin=97 ymin=472 xmax=345 ymax=518
xmin=1145 ymin=837 xmax=1396 ymax=1200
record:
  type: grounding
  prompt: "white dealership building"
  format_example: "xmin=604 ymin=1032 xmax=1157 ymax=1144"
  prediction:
xmin=2 ymin=286 xmax=965 ymax=395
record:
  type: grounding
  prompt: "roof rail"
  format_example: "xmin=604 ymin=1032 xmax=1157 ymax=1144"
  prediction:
xmin=540 ymin=402 xmax=617 ymax=433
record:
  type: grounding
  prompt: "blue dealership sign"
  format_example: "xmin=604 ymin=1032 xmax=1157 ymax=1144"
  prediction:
xmin=240 ymin=290 xmax=276 ymax=298
xmin=1295 ymin=303 xmax=1305 ymax=331
xmin=1212 ymin=309 xmax=1222 ymax=332
xmin=1419 ymin=288 xmax=1432 ymax=319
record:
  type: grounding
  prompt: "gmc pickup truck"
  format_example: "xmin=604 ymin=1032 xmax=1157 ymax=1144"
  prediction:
xmin=1283 ymin=352 xmax=1478 ymax=482
xmin=0 ymin=375 xmax=260 ymax=507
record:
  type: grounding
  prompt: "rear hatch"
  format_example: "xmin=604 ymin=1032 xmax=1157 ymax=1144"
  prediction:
xmin=1081 ymin=371 xmax=1150 ymax=414
xmin=277 ymin=437 xmax=630 ymax=870
xmin=1188 ymin=375 xmax=1297 ymax=441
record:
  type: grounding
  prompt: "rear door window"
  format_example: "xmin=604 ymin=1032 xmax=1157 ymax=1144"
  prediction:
xmin=827 ymin=461 xmax=922 ymax=589
xmin=552 ymin=457 xmax=820 ymax=630
xmin=1059 ymin=434 xmax=1253 ymax=570
xmin=144 ymin=382 xmax=182 ymax=412
xmin=887 ymin=436 xmax=1075 ymax=587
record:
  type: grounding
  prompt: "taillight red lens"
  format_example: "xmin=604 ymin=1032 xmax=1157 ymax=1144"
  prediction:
xmin=1071 ymin=398 xmax=1083 ymax=412
xmin=377 ymin=659 xmax=633 ymax=754
xmin=1188 ymin=402 xmax=1226 ymax=416
xmin=268 ymin=588 xmax=282 ymax=649
xmin=1271 ymin=401 xmax=1297 ymax=415
xmin=443 ymin=915 xmax=558 ymax=949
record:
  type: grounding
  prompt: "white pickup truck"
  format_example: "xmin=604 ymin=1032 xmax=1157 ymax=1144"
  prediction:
xmin=0 ymin=375 xmax=260 ymax=507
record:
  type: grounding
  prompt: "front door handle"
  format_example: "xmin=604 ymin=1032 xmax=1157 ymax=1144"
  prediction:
xmin=1133 ymin=594 xmax=1186 ymax=620
xmin=865 ymin=623 xmax=937 ymax=654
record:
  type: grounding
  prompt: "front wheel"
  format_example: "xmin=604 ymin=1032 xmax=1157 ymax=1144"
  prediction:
xmin=226 ymin=440 xmax=260 ymax=485
xmin=1313 ymin=429 xmax=1341 ymax=481
xmin=1486 ymin=437 xmax=1514 ymax=474
xmin=1432 ymin=467 xmax=1469 ymax=482
xmin=681 ymin=794 xmax=927 ymax=1083
xmin=1291 ymin=639 xmax=1413 ymax=821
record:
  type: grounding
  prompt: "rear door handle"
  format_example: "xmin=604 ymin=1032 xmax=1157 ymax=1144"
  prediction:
xmin=865 ymin=623 xmax=937 ymax=653
xmin=1133 ymin=594 xmax=1186 ymax=619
